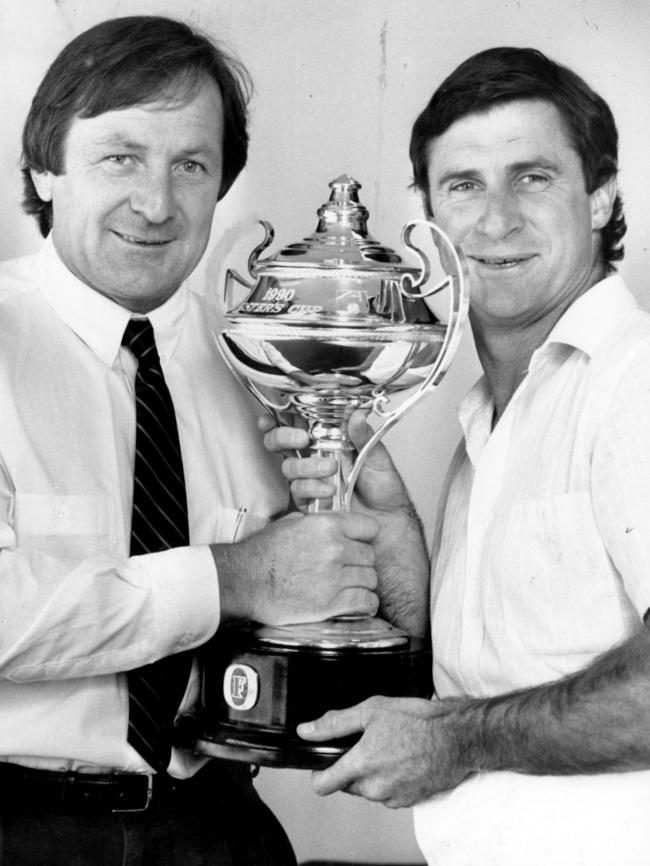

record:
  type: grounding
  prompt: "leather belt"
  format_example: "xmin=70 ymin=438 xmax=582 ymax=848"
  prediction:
xmin=0 ymin=763 xmax=165 ymax=815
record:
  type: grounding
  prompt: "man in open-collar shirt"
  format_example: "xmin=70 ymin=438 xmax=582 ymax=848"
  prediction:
xmin=277 ymin=47 xmax=650 ymax=866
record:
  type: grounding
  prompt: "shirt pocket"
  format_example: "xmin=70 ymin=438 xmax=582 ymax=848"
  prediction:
xmin=13 ymin=493 xmax=110 ymax=558
xmin=490 ymin=492 xmax=630 ymax=661
xmin=212 ymin=506 xmax=269 ymax=544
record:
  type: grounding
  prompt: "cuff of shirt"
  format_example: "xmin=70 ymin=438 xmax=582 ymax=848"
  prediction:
xmin=136 ymin=545 xmax=220 ymax=655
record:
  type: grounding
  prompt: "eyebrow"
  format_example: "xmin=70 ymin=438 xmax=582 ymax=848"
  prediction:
xmin=434 ymin=168 xmax=478 ymax=188
xmin=508 ymin=158 xmax=562 ymax=175
xmin=435 ymin=158 xmax=562 ymax=189
xmin=87 ymin=134 xmax=143 ymax=150
xmin=87 ymin=136 xmax=218 ymax=161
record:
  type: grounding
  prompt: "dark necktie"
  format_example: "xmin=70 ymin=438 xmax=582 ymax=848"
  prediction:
xmin=122 ymin=317 xmax=192 ymax=773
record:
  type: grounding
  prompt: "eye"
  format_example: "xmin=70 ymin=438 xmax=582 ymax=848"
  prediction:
xmin=105 ymin=154 xmax=134 ymax=166
xmin=178 ymin=160 xmax=206 ymax=176
xmin=517 ymin=172 xmax=550 ymax=189
xmin=449 ymin=180 xmax=480 ymax=193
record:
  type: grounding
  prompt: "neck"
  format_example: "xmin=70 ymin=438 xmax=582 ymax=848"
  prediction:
xmin=472 ymin=271 xmax=606 ymax=424
xmin=469 ymin=249 xmax=610 ymax=423
xmin=472 ymin=324 xmax=535 ymax=424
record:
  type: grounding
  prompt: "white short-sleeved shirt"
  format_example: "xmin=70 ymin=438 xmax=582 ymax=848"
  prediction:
xmin=415 ymin=276 xmax=650 ymax=866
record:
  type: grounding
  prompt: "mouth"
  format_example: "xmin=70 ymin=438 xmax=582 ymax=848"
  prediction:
xmin=111 ymin=231 xmax=174 ymax=247
xmin=470 ymin=254 xmax=535 ymax=269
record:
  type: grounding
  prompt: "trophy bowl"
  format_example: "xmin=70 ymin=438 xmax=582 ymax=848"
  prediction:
xmin=177 ymin=175 xmax=468 ymax=768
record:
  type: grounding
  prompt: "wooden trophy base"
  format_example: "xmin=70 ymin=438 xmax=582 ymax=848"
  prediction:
xmin=177 ymin=619 xmax=433 ymax=769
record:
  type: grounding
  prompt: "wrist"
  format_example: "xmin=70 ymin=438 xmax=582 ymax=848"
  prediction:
xmin=210 ymin=541 xmax=256 ymax=623
xmin=449 ymin=698 xmax=492 ymax=776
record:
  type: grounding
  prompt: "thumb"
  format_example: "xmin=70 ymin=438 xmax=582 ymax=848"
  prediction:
xmin=297 ymin=705 xmax=365 ymax=742
xmin=347 ymin=410 xmax=375 ymax=451
xmin=348 ymin=410 xmax=395 ymax=473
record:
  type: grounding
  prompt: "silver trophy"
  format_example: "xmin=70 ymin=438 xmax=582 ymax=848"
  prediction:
xmin=180 ymin=175 xmax=468 ymax=768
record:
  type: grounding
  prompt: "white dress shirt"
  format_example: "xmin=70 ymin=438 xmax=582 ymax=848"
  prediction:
xmin=0 ymin=237 xmax=288 ymax=777
xmin=414 ymin=276 xmax=650 ymax=865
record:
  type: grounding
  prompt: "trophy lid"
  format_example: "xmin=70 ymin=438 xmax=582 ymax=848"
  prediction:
xmin=228 ymin=175 xmax=437 ymax=327
xmin=252 ymin=174 xmax=414 ymax=277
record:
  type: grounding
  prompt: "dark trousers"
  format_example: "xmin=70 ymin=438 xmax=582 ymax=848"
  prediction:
xmin=0 ymin=762 xmax=297 ymax=866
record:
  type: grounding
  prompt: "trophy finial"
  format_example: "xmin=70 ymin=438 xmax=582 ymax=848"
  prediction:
xmin=328 ymin=174 xmax=362 ymax=200
xmin=316 ymin=174 xmax=368 ymax=234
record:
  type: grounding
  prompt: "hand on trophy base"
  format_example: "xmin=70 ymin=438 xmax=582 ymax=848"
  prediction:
xmin=177 ymin=619 xmax=432 ymax=769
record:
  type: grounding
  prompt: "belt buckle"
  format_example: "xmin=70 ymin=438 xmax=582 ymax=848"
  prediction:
xmin=112 ymin=773 xmax=153 ymax=813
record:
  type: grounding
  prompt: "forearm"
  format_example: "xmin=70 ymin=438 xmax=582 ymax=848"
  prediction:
xmin=372 ymin=501 xmax=430 ymax=638
xmin=0 ymin=545 xmax=219 ymax=680
xmin=296 ymin=615 xmax=650 ymax=806
xmin=457 ymin=626 xmax=650 ymax=777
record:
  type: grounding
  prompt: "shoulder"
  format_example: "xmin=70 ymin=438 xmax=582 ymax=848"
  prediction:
xmin=0 ymin=252 xmax=39 ymax=307
xmin=585 ymin=308 xmax=650 ymax=433
xmin=586 ymin=300 xmax=650 ymax=373
xmin=184 ymin=285 xmax=228 ymax=337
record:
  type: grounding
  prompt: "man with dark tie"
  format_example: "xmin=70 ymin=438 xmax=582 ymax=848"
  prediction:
xmin=0 ymin=15 xmax=427 ymax=865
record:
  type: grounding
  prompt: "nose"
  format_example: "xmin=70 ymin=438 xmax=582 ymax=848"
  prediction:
xmin=476 ymin=187 xmax=523 ymax=241
xmin=129 ymin=170 xmax=176 ymax=224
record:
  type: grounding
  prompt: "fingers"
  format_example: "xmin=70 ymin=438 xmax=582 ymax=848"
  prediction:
xmin=284 ymin=456 xmax=337 ymax=502
xmin=330 ymin=528 xmax=378 ymax=617
xmin=299 ymin=699 xmax=423 ymax=804
xmin=295 ymin=511 xmax=378 ymax=544
xmin=342 ymin=534 xmax=376 ymax=569
xmin=282 ymin=453 xmax=339 ymax=511
xmin=329 ymin=585 xmax=379 ymax=619
xmin=297 ymin=706 xmax=368 ymax=797
xmin=339 ymin=511 xmax=379 ymax=542
xmin=298 ymin=706 xmax=365 ymax=742
xmin=311 ymin=762 xmax=358 ymax=798
xmin=257 ymin=414 xmax=276 ymax=434
xmin=346 ymin=409 xmax=375 ymax=449
xmin=348 ymin=410 xmax=394 ymax=472
xmin=254 ymin=512 xmax=379 ymax=623
xmin=282 ymin=453 xmax=338 ymax=482
xmin=289 ymin=479 xmax=337 ymax=510
xmin=262 ymin=422 xmax=310 ymax=454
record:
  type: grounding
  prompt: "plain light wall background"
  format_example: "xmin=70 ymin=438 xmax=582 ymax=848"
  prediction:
xmin=1 ymin=0 xmax=649 ymax=862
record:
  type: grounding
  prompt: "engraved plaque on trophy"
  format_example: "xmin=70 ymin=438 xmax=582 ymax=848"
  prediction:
xmin=178 ymin=175 xmax=468 ymax=768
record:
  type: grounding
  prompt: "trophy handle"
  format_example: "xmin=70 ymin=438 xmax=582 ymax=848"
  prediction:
xmin=248 ymin=220 xmax=275 ymax=276
xmin=221 ymin=219 xmax=292 ymax=423
xmin=217 ymin=337 xmax=293 ymax=426
xmin=224 ymin=268 xmax=253 ymax=312
xmin=224 ymin=220 xmax=276 ymax=311
xmin=343 ymin=220 xmax=469 ymax=508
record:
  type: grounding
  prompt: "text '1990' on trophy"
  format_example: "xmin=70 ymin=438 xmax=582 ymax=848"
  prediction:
xmin=179 ymin=175 xmax=468 ymax=768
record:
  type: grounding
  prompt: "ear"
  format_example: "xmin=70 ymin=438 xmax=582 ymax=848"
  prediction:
xmin=590 ymin=175 xmax=617 ymax=231
xmin=30 ymin=169 xmax=54 ymax=203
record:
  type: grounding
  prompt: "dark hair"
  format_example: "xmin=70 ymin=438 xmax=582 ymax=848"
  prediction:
xmin=409 ymin=47 xmax=626 ymax=268
xmin=21 ymin=15 xmax=252 ymax=237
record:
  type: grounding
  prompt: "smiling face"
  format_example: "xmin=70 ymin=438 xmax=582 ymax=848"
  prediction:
xmin=425 ymin=98 xmax=616 ymax=333
xmin=31 ymin=79 xmax=224 ymax=313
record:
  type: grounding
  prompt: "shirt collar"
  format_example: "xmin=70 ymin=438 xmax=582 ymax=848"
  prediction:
xmin=542 ymin=274 xmax=638 ymax=359
xmin=457 ymin=274 xmax=638 ymax=452
xmin=33 ymin=235 xmax=188 ymax=368
xmin=458 ymin=376 xmax=493 ymax=461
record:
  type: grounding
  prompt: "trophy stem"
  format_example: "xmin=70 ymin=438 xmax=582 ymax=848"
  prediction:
xmin=290 ymin=393 xmax=367 ymax=513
